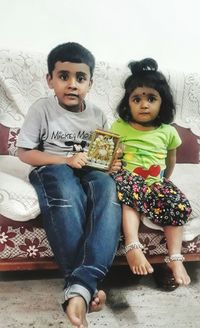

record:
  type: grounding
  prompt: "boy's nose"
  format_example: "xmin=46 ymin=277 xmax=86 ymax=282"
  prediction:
xmin=68 ymin=78 xmax=77 ymax=88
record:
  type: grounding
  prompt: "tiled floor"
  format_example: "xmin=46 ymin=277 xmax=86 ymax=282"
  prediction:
xmin=0 ymin=262 xmax=199 ymax=328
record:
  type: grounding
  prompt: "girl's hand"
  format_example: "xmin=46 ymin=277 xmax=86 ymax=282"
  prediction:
xmin=109 ymin=159 xmax=122 ymax=173
xmin=108 ymin=144 xmax=124 ymax=173
xmin=115 ymin=145 xmax=124 ymax=159
xmin=66 ymin=152 xmax=88 ymax=169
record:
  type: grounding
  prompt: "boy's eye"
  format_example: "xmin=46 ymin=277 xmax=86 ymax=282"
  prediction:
xmin=76 ymin=74 xmax=86 ymax=83
xmin=59 ymin=73 xmax=68 ymax=81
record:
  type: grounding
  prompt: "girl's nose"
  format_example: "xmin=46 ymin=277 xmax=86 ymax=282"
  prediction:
xmin=141 ymin=99 xmax=149 ymax=108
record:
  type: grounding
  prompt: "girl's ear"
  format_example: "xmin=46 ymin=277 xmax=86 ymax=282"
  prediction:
xmin=46 ymin=73 xmax=53 ymax=89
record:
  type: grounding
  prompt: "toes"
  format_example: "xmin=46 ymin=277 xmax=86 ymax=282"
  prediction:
xmin=182 ymin=276 xmax=191 ymax=286
xmin=97 ymin=290 xmax=106 ymax=302
xmin=174 ymin=274 xmax=191 ymax=286
xmin=176 ymin=278 xmax=184 ymax=285
xmin=132 ymin=265 xmax=153 ymax=275
xmin=89 ymin=290 xmax=106 ymax=313
xmin=147 ymin=266 xmax=154 ymax=274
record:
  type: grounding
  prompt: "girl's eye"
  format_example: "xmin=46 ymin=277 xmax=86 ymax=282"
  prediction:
xmin=133 ymin=97 xmax=140 ymax=103
xmin=148 ymin=96 xmax=156 ymax=102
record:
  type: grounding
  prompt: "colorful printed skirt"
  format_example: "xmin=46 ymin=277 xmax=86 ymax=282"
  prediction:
xmin=112 ymin=169 xmax=192 ymax=226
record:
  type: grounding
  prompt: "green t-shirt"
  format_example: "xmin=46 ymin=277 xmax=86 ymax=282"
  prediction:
xmin=111 ymin=119 xmax=181 ymax=185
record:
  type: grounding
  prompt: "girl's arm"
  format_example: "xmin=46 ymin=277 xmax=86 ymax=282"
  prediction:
xmin=18 ymin=148 xmax=88 ymax=169
xmin=164 ymin=148 xmax=177 ymax=179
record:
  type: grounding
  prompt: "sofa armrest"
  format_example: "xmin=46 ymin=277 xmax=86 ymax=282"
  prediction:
xmin=0 ymin=155 xmax=32 ymax=181
xmin=0 ymin=171 xmax=40 ymax=221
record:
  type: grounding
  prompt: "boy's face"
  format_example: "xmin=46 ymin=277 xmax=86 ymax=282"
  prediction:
xmin=47 ymin=61 xmax=92 ymax=111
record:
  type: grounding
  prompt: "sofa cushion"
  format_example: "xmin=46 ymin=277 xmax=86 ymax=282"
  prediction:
xmin=0 ymin=171 xmax=40 ymax=221
xmin=0 ymin=155 xmax=39 ymax=221
xmin=0 ymin=123 xmax=20 ymax=156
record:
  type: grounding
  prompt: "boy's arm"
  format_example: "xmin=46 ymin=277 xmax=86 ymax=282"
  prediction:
xmin=18 ymin=148 xmax=88 ymax=169
xmin=164 ymin=148 xmax=177 ymax=179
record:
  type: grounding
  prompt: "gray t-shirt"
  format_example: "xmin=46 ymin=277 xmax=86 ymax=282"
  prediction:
xmin=17 ymin=96 xmax=108 ymax=157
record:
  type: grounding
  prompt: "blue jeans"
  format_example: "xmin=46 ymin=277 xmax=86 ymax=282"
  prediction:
xmin=29 ymin=164 xmax=121 ymax=306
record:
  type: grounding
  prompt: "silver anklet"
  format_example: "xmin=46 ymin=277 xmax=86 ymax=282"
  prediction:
xmin=164 ymin=254 xmax=185 ymax=263
xmin=124 ymin=241 xmax=144 ymax=254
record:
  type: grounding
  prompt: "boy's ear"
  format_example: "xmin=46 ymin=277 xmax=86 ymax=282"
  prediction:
xmin=88 ymin=78 xmax=93 ymax=90
xmin=46 ymin=73 xmax=53 ymax=89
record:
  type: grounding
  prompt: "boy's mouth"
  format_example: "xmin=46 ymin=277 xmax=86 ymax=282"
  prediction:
xmin=65 ymin=93 xmax=79 ymax=98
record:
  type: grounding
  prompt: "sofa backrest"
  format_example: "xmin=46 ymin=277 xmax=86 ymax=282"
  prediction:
xmin=0 ymin=49 xmax=199 ymax=162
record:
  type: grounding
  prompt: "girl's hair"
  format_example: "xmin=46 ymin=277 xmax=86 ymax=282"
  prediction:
xmin=117 ymin=58 xmax=175 ymax=126
xmin=47 ymin=42 xmax=95 ymax=78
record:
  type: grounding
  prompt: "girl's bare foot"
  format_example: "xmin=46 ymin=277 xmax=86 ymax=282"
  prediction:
xmin=89 ymin=290 xmax=106 ymax=312
xmin=66 ymin=296 xmax=88 ymax=328
xmin=167 ymin=261 xmax=191 ymax=285
xmin=126 ymin=248 xmax=154 ymax=275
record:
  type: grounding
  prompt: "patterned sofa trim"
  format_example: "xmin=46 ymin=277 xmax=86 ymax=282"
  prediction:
xmin=0 ymin=214 xmax=200 ymax=271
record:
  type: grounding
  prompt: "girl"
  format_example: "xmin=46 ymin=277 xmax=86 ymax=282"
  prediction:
xmin=111 ymin=58 xmax=192 ymax=286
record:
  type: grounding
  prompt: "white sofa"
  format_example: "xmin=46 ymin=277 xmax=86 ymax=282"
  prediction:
xmin=0 ymin=49 xmax=200 ymax=286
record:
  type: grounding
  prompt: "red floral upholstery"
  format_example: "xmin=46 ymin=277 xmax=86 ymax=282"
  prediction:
xmin=0 ymin=214 xmax=199 ymax=269
xmin=0 ymin=123 xmax=20 ymax=156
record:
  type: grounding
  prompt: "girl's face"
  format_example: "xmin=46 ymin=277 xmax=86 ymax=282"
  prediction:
xmin=128 ymin=86 xmax=162 ymax=129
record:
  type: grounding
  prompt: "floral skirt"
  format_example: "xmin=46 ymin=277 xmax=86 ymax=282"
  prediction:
xmin=112 ymin=169 xmax=192 ymax=226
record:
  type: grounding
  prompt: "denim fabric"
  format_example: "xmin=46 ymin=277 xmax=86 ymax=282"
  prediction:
xmin=29 ymin=164 xmax=121 ymax=303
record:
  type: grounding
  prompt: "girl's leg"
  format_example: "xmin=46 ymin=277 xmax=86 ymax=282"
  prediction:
xmin=123 ymin=204 xmax=153 ymax=275
xmin=164 ymin=226 xmax=191 ymax=285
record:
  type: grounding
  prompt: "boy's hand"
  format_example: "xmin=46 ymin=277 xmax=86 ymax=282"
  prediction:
xmin=109 ymin=159 xmax=122 ymax=173
xmin=66 ymin=152 xmax=88 ymax=169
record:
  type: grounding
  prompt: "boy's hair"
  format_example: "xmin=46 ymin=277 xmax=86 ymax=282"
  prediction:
xmin=117 ymin=58 xmax=175 ymax=126
xmin=47 ymin=42 xmax=95 ymax=78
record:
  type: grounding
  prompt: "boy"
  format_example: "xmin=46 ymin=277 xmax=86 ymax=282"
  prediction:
xmin=17 ymin=42 xmax=121 ymax=328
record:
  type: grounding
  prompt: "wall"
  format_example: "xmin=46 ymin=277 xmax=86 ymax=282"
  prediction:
xmin=0 ymin=0 xmax=199 ymax=72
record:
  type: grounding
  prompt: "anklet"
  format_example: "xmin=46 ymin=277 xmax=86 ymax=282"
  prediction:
xmin=124 ymin=241 xmax=144 ymax=254
xmin=164 ymin=254 xmax=185 ymax=263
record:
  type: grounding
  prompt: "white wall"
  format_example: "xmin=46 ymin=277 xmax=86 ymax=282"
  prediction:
xmin=0 ymin=0 xmax=199 ymax=72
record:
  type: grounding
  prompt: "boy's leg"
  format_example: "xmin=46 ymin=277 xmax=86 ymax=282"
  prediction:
xmin=65 ymin=170 xmax=121 ymax=300
xmin=123 ymin=204 xmax=153 ymax=275
xmin=30 ymin=166 xmax=121 ymax=324
xmin=164 ymin=226 xmax=191 ymax=285
xmin=63 ymin=170 xmax=121 ymax=326
xmin=29 ymin=164 xmax=88 ymax=277
xmin=30 ymin=164 xmax=92 ymax=327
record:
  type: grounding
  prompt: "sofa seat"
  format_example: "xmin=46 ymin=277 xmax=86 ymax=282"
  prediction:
xmin=0 ymin=156 xmax=200 ymax=271
xmin=0 ymin=49 xmax=200 ymax=275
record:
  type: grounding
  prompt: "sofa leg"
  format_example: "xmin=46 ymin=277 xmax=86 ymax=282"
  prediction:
xmin=153 ymin=263 xmax=179 ymax=291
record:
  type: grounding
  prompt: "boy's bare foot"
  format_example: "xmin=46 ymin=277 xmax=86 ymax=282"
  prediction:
xmin=166 ymin=261 xmax=191 ymax=285
xmin=66 ymin=296 xmax=88 ymax=328
xmin=126 ymin=248 xmax=154 ymax=275
xmin=89 ymin=290 xmax=106 ymax=312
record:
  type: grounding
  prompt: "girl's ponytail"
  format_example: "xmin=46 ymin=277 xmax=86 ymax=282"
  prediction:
xmin=128 ymin=58 xmax=158 ymax=75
